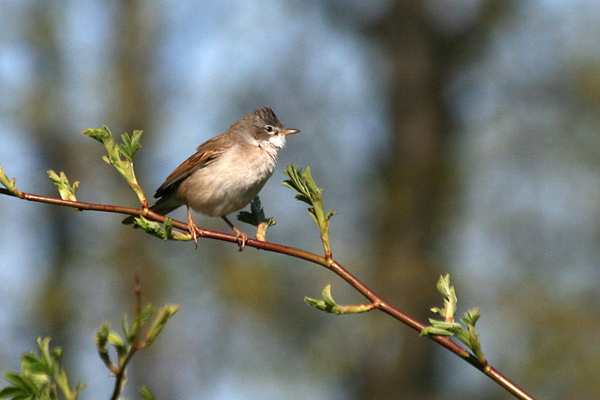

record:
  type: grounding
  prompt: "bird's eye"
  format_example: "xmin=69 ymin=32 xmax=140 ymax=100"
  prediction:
xmin=265 ymin=125 xmax=275 ymax=134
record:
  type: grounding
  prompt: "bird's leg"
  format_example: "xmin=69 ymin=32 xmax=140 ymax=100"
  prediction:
xmin=186 ymin=205 xmax=199 ymax=246
xmin=221 ymin=215 xmax=248 ymax=251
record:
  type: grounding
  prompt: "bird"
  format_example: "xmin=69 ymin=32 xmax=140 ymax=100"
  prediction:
xmin=123 ymin=107 xmax=299 ymax=248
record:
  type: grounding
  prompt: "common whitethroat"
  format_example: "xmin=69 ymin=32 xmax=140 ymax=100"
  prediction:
xmin=123 ymin=107 xmax=299 ymax=247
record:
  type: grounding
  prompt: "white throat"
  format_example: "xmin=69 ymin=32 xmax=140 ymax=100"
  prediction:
xmin=255 ymin=134 xmax=286 ymax=161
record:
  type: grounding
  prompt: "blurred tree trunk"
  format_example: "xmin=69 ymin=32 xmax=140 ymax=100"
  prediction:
xmin=24 ymin=0 xmax=160 ymax=385
xmin=360 ymin=2 xmax=454 ymax=399
xmin=360 ymin=2 xmax=508 ymax=398
xmin=111 ymin=0 xmax=162 ymax=394
xmin=26 ymin=2 xmax=77 ymax=346
xmin=113 ymin=0 xmax=155 ymax=135
xmin=111 ymin=0 xmax=159 ymax=302
xmin=110 ymin=0 xmax=158 ymax=295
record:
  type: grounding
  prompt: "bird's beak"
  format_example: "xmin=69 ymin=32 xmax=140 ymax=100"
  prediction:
xmin=282 ymin=128 xmax=300 ymax=135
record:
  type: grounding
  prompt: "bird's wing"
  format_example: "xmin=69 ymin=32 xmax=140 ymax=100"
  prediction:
xmin=154 ymin=135 xmax=231 ymax=198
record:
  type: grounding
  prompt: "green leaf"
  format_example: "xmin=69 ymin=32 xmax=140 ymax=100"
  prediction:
xmin=126 ymin=305 xmax=155 ymax=343
xmin=21 ymin=356 xmax=49 ymax=377
xmin=119 ymin=130 xmax=143 ymax=161
xmin=422 ymin=276 xmax=486 ymax=364
xmin=108 ymin=332 xmax=125 ymax=350
xmin=93 ymin=301 xmax=180 ymax=399
xmin=82 ymin=127 xmax=112 ymax=143
xmin=304 ymin=285 xmax=374 ymax=315
xmin=0 ymin=165 xmax=17 ymax=193
xmin=134 ymin=217 xmax=162 ymax=234
xmin=420 ymin=326 xmax=455 ymax=337
xmin=431 ymin=274 xmax=457 ymax=322
xmin=47 ymin=170 xmax=80 ymax=202
xmin=283 ymin=164 xmax=336 ymax=258
xmin=95 ymin=323 xmax=110 ymax=348
xmin=2 ymin=372 xmax=37 ymax=393
xmin=0 ymin=338 xmax=83 ymax=400
xmin=95 ymin=324 xmax=113 ymax=370
xmin=134 ymin=217 xmax=184 ymax=241
xmin=0 ymin=386 xmax=26 ymax=398
xmin=305 ymin=285 xmax=340 ymax=314
xmin=282 ymin=164 xmax=321 ymax=206
xmin=36 ymin=337 xmax=57 ymax=372
xmin=82 ymin=126 xmax=147 ymax=206
xmin=121 ymin=313 xmax=131 ymax=342
xmin=467 ymin=324 xmax=485 ymax=364
xmin=426 ymin=319 xmax=464 ymax=331
xmin=82 ymin=127 xmax=123 ymax=173
xmin=461 ymin=307 xmax=481 ymax=326
xmin=144 ymin=305 xmax=179 ymax=346
xmin=140 ymin=386 xmax=156 ymax=400
xmin=237 ymin=197 xmax=266 ymax=226
xmin=237 ymin=197 xmax=276 ymax=241
xmin=163 ymin=217 xmax=173 ymax=238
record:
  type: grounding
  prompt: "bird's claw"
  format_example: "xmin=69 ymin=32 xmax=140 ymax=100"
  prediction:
xmin=235 ymin=232 xmax=248 ymax=251
xmin=187 ymin=206 xmax=199 ymax=248
xmin=191 ymin=227 xmax=199 ymax=248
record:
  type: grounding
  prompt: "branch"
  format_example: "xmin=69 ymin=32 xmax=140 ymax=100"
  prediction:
xmin=0 ymin=186 xmax=533 ymax=400
xmin=95 ymin=276 xmax=178 ymax=400
xmin=0 ymin=128 xmax=533 ymax=399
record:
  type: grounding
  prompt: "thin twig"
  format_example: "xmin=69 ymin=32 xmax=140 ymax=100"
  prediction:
xmin=109 ymin=277 xmax=143 ymax=400
xmin=0 ymin=187 xmax=535 ymax=400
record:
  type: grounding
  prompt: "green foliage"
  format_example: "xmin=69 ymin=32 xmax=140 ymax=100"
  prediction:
xmin=237 ymin=197 xmax=273 ymax=226
xmin=237 ymin=197 xmax=276 ymax=241
xmin=430 ymin=274 xmax=457 ymax=323
xmin=421 ymin=274 xmax=486 ymax=364
xmin=82 ymin=126 xmax=146 ymax=206
xmin=47 ymin=170 xmax=79 ymax=203
xmin=96 ymin=304 xmax=179 ymax=398
xmin=132 ymin=217 xmax=190 ymax=241
xmin=139 ymin=387 xmax=156 ymax=400
xmin=118 ymin=130 xmax=143 ymax=162
xmin=305 ymin=285 xmax=375 ymax=315
xmin=96 ymin=304 xmax=179 ymax=370
xmin=282 ymin=164 xmax=319 ymax=206
xmin=0 ymin=165 xmax=17 ymax=194
xmin=144 ymin=306 xmax=180 ymax=345
xmin=283 ymin=165 xmax=337 ymax=259
xmin=0 ymin=337 xmax=84 ymax=400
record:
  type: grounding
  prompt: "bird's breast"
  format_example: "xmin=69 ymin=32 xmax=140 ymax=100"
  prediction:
xmin=178 ymin=144 xmax=277 ymax=216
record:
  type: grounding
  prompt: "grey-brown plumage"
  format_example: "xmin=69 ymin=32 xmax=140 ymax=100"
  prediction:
xmin=123 ymin=107 xmax=299 ymax=247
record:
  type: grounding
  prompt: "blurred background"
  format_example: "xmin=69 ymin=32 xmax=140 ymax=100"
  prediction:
xmin=1 ymin=1 xmax=600 ymax=399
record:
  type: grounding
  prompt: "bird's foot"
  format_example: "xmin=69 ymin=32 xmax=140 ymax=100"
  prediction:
xmin=222 ymin=215 xmax=248 ymax=251
xmin=187 ymin=206 xmax=199 ymax=248
xmin=233 ymin=229 xmax=248 ymax=251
